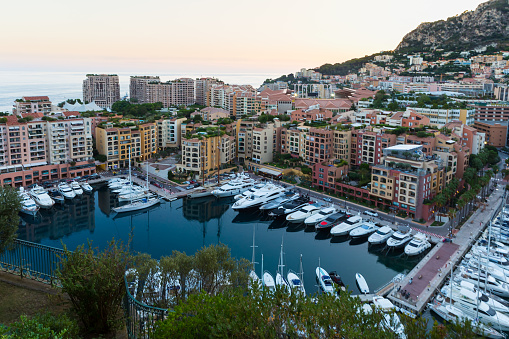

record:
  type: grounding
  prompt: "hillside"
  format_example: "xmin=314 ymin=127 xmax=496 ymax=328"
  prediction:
xmin=396 ymin=0 xmax=509 ymax=52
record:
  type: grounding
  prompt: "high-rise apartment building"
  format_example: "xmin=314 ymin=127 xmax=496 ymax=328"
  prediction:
xmin=83 ymin=74 xmax=120 ymax=109
xmin=157 ymin=117 xmax=186 ymax=149
xmin=195 ymin=78 xmax=223 ymax=106
xmin=13 ymin=96 xmax=52 ymax=116
xmin=181 ymin=134 xmax=235 ymax=178
xmin=130 ymin=76 xmax=160 ymax=103
xmin=138 ymin=78 xmax=195 ymax=107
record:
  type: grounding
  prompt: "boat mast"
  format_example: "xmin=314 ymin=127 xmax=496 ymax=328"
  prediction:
xmin=299 ymin=254 xmax=304 ymax=283
xmin=251 ymin=224 xmax=258 ymax=269
xmin=278 ymin=237 xmax=285 ymax=277
xmin=261 ymin=253 xmax=264 ymax=292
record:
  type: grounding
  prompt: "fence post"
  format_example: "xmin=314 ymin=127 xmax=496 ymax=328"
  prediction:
xmin=18 ymin=241 xmax=23 ymax=279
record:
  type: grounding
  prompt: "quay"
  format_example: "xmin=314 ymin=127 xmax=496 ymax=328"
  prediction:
xmin=387 ymin=186 xmax=506 ymax=316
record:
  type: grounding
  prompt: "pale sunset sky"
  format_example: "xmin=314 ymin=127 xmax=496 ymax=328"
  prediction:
xmin=0 ymin=0 xmax=487 ymax=75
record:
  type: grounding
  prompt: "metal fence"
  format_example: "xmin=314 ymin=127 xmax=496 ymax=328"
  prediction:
xmin=0 ymin=238 xmax=64 ymax=285
xmin=123 ymin=275 xmax=168 ymax=339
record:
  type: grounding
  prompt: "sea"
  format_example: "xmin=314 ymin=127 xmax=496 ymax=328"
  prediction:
xmin=0 ymin=71 xmax=281 ymax=112
xmin=17 ymin=186 xmax=419 ymax=294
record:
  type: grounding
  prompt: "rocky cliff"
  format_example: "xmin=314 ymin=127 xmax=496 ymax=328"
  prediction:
xmin=396 ymin=0 xmax=509 ymax=51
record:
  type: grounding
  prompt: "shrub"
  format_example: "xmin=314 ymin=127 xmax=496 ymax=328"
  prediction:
xmin=58 ymin=240 xmax=132 ymax=335
xmin=4 ymin=313 xmax=79 ymax=339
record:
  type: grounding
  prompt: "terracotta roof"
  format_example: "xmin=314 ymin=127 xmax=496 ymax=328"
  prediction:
xmin=22 ymin=96 xmax=50 ymax=101
xmin=63 ymin=111 xmax=81 ymax=117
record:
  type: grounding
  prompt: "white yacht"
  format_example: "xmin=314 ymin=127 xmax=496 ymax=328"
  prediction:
xmin=108 ymin=179 xmax=130 ymax=190
xmin=429 ymin=300 xmax=505 ymax=339
xmin=234 ymin=183 xmax=267 ymax=200
xmin=57 ymin=182 xmax=76 ymax=199
xmin=113 ymin=196 xmax=160 ymax=213
xmin=70 ymin=181 xmax=83 ymax=195
xmin=404 ymin=233 xmax=431 ymax=256
xmin=372 ymin=296 xmax=407 ymax=339
xmin=316 ymin=266 xmax=334 ymax=295
xmin=386 ymin=229 xmax=413 ymax=249
xmin=287 ymin=269 xmax=306 ymax=296
xmin=113 ymin=184 xmax=141 ymax=195
xmin=259 ymin=193 xmax=299 ymax=211
xmin=315 ymin=212 xmax=346 ymax=230
xmin=80 ymin=182 xmax=93 ymax=193
xmin=29 ymin=185 xmax=55 ymax=209
xmin=449 ymin=280 xmax=509 ymax=315
xmin=349 ymin=222 xmax=379 ymax=238
xmin=118 ymin=186 xmax=148 ymax=202
xmin=262 ymin=271 xmax=276 ymax=292
xmin=211 ymin=178 xmax=255 ymax=198
xmin=304 ymin=206 xmax=337 ymax=226
xmin=232 ymin=187 xmax=286 ymax=211
xmin=439 ymin=286 xmax=509 ymax=332
xmin=187 ymin=187 xmax=215 ymax=199
xmin=286 ymin=204 xmax=321 ymax=223
xmin=19 ymin=188 xmax=39 ymax=216
xmin=356 ymin=273 xmax=369 ymax=294
xmin=368 ymin=226 xmax=394 ymax=245
xmin=456 ymin=266 xmax=509 ymax=298
xmin=268 ymin=197 xmax=311 ymax=218
xmin=330 ymin=215 xmax=363 ymax=236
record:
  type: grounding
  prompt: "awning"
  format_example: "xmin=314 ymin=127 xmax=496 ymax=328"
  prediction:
xmin=258 ymin=167 xmax=282 ymax=177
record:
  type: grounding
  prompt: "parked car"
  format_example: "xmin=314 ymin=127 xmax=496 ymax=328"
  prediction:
xmin=183 ymin=181 xmax=190 ymax=185
xmin=190 ymin=180 xmax=196 ymax=184
xmin=193 ymin=183 xmax=201 ymax=188
xmin=186 ymin=185 xmax=194 ymax=190
xmin=323 ymin=197 xmax=332 ymax=202
xmin=364 ymin=210 xmax=378 ymax=217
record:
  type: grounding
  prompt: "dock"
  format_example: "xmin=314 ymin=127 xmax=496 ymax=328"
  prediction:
xmin=387 ymin=186 xmax=506 ymax=316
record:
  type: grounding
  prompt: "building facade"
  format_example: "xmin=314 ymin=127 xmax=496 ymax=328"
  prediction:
xmin=83 ymin=74 xmax=120 ymax=109
xmin=13 ymin=96 xmax=52 ymax=115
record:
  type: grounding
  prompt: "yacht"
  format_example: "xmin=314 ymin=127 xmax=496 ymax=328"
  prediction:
xmin=372 ymin=296 xmax=406 ymax=339
xmin=429 ymin=300 xmax=504 ymax=339
xmin=234 ymin=183 xmax=267 ymax=200
xmin=386 ymin=229 xmax=413 ymax=249
xmin=232 ymin=187 xmax=286 ymax=211
xmin=108 ymin=179 xmax=130 ymax=190
xmin=48 ymin=189 xmax=65 ymax=204
xmin=404 ymin=233 xmax=431 ymax=256
xmin=439 ymin=286 xmax=509 ymax=331
xmin=187 ymin=187 xmax=214 ymax=199
xmin=268 ymin=196 xmax=310 ymax=218
xmin=316 ymin=266 xmax=334 ymax=295
xmin=330 ymin=215 xmax=363 ymax=237
xmin=356 ymin=273 xmax=369 ymax=294
xmin=349 ymin=222 xmax=379 ymax=238
xmin=456 ymin=266 xmax=509 ymax=298
xmin=368 ymin=226 xmax=394 ymax=245
xmin=211 ymin=178 xmax=255 ymax=198
xmin=113 ymin=195 xmax=161 ymax=213
xmin=57 ymin=182 xmax=76 ymax=199
xmin=19 ymin=188 xmax=39 ymax=216
xmin=287 ymin=269 xmax=306 ymax=296
xmin=113 ymin=184 xmax=142 ymax=195
xmin=262 ymin=271 xmax=276 ymax=292
xmin=315 ymin=212 xmax=346 ymax=230
xmin=449 ymin=281 xmax=509 ymax=315
xmin=304 ymin=206 xmax=337 ymax=226
xmin=259 ymin=193 xmax=299 ymax=211
xmin=118 ymin=186 xmax=148 ymax=202
xmin=286 ymin=204 xmax=321 ymax=223
xmin=70 ymin=181 xmax=83 ymax=195
xmin=29 ymin=184 xmax=55 ymax=209
xmin=80 ymin=182 xmax=93 ymax=193
xmin=248 ymin=270 xmax=261 ymax=290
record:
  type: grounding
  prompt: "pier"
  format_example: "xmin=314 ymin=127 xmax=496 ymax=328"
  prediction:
xmin=387 ymin=186 xmax=506 ymax=316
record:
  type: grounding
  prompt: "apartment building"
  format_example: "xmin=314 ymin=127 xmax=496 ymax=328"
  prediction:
xmin=190 ymin=107 xmax=229 ymax=122
xmin=290 ymin=108 xmax=334 ymax=122
xmin=181 ymin=134 xmax=235 ymax=178
xmin=0 ymin=116 xmax=95 ymax=187
xmin=157 ymin=117 xmax=186 ymax=148
xmin=130 ymin=76 xmax=160 ymax=103
xmin=195 ymin=78 xmax=223 ymax=106
xmin=13 ymin=96 xmax=52 ymax=115
xmin=473 ymin=121 xmax=507 ymax=147
xmin=445 ymin=122 xmax=485 ymax=154
xmin=332 ymin=128 xmax=351 ymax=164
xmin=233 ymin=91 xmax=262 ymax=117
xmin=312 ymin=161 xmax=349 ymax=189
xmin=236 ymin=119 xmax=255 ymax=163
xmin=95 ymin=123 xmax=156 ymax=169
xmin=350 ymin=130 xmax=396 ymax=167
xmin=83 ymin=74 xmax=120 ymax=109
xmin=305 ymin=128 xmax=333 ymax=166
xmin=401 ymin=110 xmax=430 ymax=128
xmin=251 ymin=125 xmax=274 ymax=164
xmin=280 ymin=127 xmax=308 ymax=159
xmin=145 ymin=78 xmax=195 ymax=107
xmin=408 ymin=107 xmax=474 ymax=127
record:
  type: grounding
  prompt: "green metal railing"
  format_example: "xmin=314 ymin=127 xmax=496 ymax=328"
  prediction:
xmin=0 ymin=239 xmax=64 ymax=285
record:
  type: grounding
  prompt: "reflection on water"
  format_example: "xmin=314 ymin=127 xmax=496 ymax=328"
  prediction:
xmin=182 ymin=197 xmax=230 ymax=223
xmin=18 ymin=194 xmax=95 ymax=243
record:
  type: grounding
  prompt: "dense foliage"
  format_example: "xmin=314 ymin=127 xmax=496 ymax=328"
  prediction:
xmin=111 ymin=101 xmax=164 ymax=117
xmin=0 ymin=186 xmax=22 ymax=254
xmin=0 ymin=313 xmax=80 ymax=339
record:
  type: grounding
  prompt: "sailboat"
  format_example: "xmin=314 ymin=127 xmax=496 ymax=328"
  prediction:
xmin=287 ymin=254 xmax=306 ymax=296
xmin=113 ymin=151 xmax=160 ymax=214
xmin=275 ymin=238 xmax=291 ymax=293
xmin=248 ymin=224 xmax=261 ymax=289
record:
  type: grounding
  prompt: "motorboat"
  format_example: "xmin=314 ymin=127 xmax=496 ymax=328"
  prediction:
xmin=48 ymin=189 xmax=65 ymax=204
xmin=232 ymin=187 xmax=286 ymax=211
xmin=108 ymin=179 xmax=130 ymax=190
xmin=304 ymin=206 xmax=337 ymax=226
xmin=259 ymin=193 xmax=299 ymax=211
xmin=372 ymin=296 xmax=406 ymax=339
xmin=234 ymin=183 xmax=268 ymax=200
xmin=329 ymin=271 xmax=346 ymax=292
xmin=368 ymin=226 xmax=394 ymax=245
xmin=349 ymin=222 xmax=379 ymax=238
xmin=118 ymin=186 xmax=148 ymax=202
xmin=438 ymin=286 xmax=509 ymax=331
xmin=448 ymin=281 xmax=509 ymax=315
xmin=211 ymin=178 xmax=255 ymax=198
xmin=268 ymin=196 xmax=310 ymax=218
xmin=386 ymin=229 xmax=413 ymax=249
xmin=356 ymin=273 xmax=369 ymax=294
xmin=287 ymin=269 xmax=306 ymax=296
xmin=429 ymin=300 xmax=504 ymax=339
xmin=286 ymin=203 xmax=321 ymax=223
xmin=113 ymin=195 xmax=161 ymax=213
xmin=19 ymin=188 xmax=39 ymax=216
xmin=404 ymin=233 xmax=431 ymax=256
xmin=330 ymin=215 xmax=363 ymax=237
xmin=262 ymin=270 xmax=276 ymax=292
xmin=57 ymin=182 xmax=76 ymax=199
xmin=80 ymin=182 xmax=93 ymax=193
xmin=455 ymin=266 xmax=509 ymax=298
xmin=187 ymin=187 xmax=214 ymax=199
xmin=70 ymin=181 xmax=83 ymax=195
xmin=113 ymin=184 xmax=142 ymax=195
xmin=315 ymin=212 xmax=346 ymax=231
xmin=316 ymin=266 xmax=334 ymax=295
xmin=29 ymin=184 xmax=55 ymax=209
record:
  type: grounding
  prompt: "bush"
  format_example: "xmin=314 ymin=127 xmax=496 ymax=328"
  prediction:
xmin=3 ymin=313 xmax=79 ymax=339
xmin=58 ymin=240 xmax=132 ymax=335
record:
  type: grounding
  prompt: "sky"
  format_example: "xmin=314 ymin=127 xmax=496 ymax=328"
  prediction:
xmin=0 ymin=0 xmax=487 ymax=75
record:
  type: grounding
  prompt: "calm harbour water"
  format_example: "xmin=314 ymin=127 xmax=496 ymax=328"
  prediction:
xmin=18 ymin=186 xmax=418 ymax=294
xmin=0 ymin=71 xmax=280 ymax=112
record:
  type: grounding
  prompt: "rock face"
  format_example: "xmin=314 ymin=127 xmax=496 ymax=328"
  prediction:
xmin=396 ymin=0 xmax=509 ymax=51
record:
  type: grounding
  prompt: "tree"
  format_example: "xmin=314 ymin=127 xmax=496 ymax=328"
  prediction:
xmin=58 ymin=240 xmax=132 ymax=335
xmin=167 ymin=170 xmax=175 ymax=180
xmin=258 ymin=114 xmax=269 ymax=124
xmin=0 ymin=186 xmax=22 ymax=254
